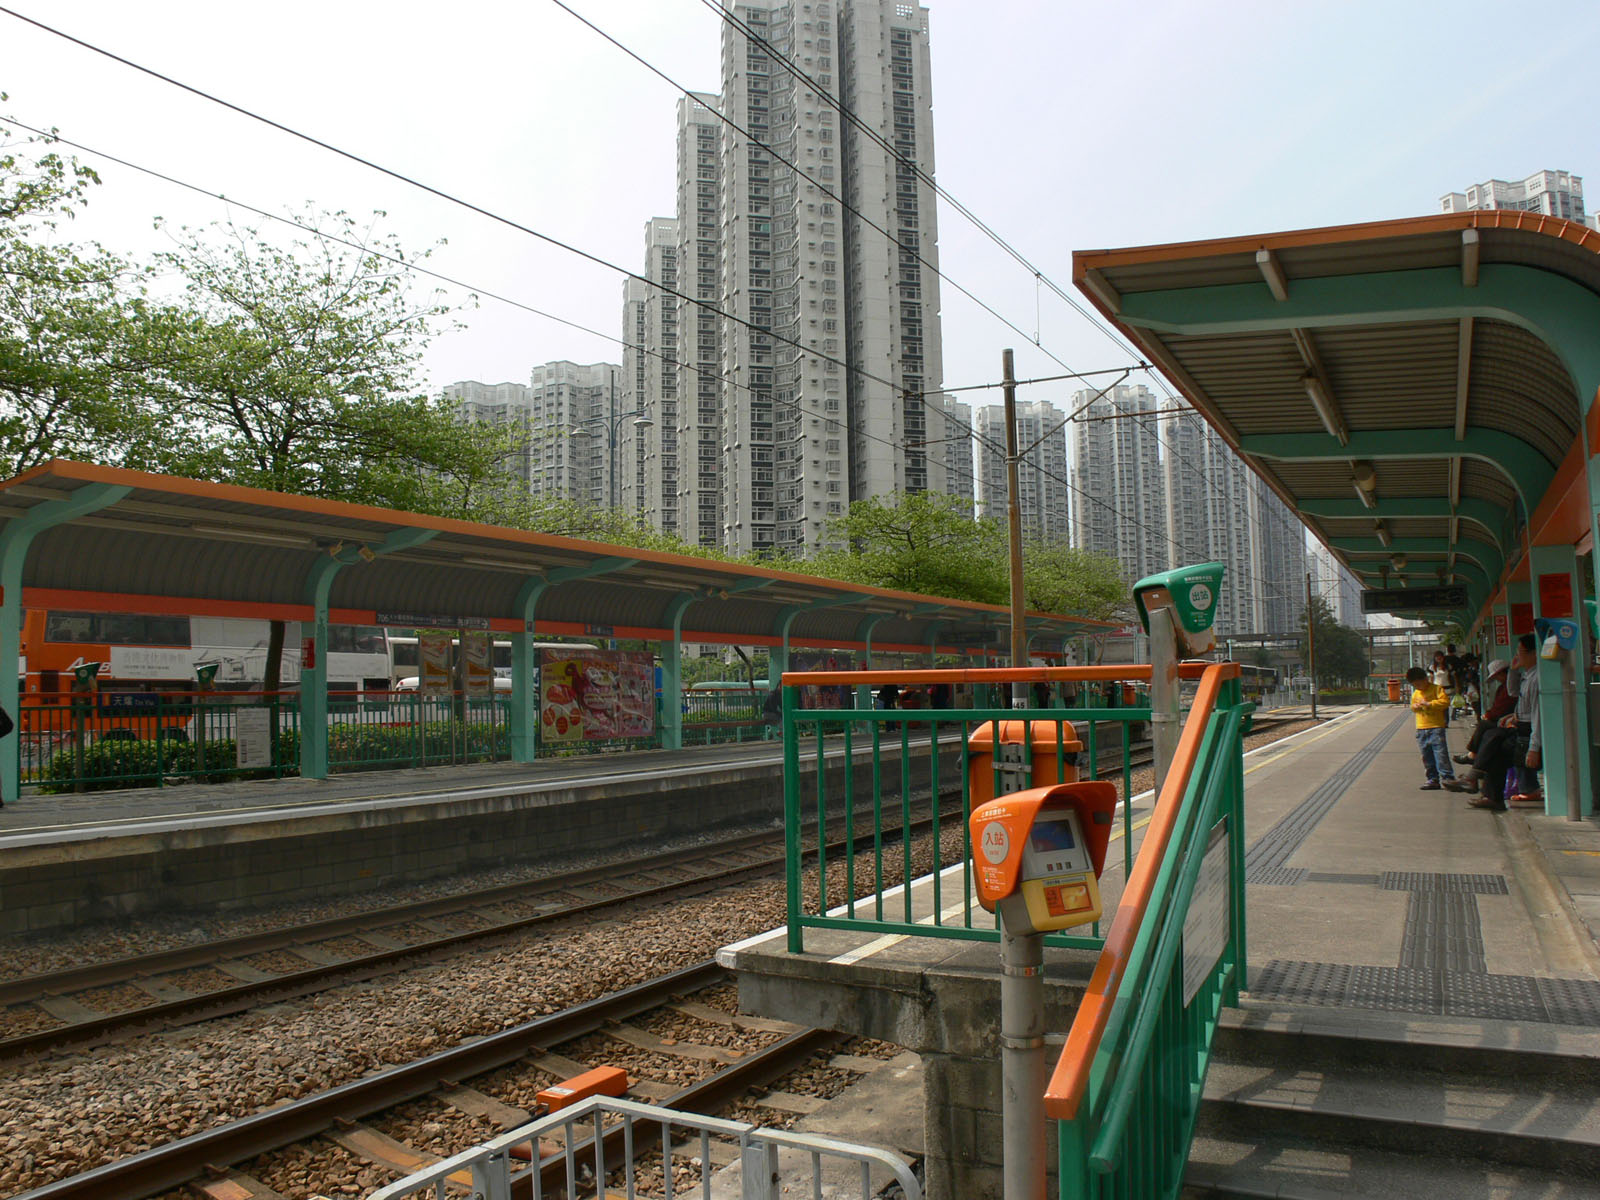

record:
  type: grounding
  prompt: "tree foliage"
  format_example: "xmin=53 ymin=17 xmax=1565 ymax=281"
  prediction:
xmin=1021 ymin=541 xmax=1130 ymax=622
xmin=1300 ymin=594 xmax=1369 ymax=684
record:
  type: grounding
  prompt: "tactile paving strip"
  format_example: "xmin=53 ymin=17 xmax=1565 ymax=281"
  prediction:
xmin=1304 ymin=872 xmax=1381 ymax=885
xmin=1250 ymin=958 xmax=1600 ymax=1025
xmin=1249 ymin=866 xmax=1308 ymax=887
xmin=1245 ymin=713 xmax=1406 ymax=882
xmin=1380 ymin=871 xmax=1509 ymax=895
xmin=1398 ymin=891 xmax=1486 ymax=975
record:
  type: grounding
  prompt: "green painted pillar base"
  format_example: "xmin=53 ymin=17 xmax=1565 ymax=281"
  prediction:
xmin=510 ymin=631 xmax=538 ymax=763
xmin=660 ymin=633 xmax=683 ymax=750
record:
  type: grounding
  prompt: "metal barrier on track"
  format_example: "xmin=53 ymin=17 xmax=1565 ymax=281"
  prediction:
xmin=366 ymin=1094 xmax=922 ymax=1200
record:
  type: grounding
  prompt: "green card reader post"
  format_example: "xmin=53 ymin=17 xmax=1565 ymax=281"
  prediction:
xmin=1133 ymin=561 xmax=1226 ymax=658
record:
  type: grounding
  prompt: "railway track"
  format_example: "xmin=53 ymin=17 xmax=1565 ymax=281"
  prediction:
xmin=0 ymin=804 xmax=954 ymax=1063
xmin=0 ymin=712 xmax=1305 ymax=1064
xmin=11 ymin=960 xmax=865 ymax=1200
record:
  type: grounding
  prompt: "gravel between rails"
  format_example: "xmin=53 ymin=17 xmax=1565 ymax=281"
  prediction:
xmin=4 ymin=719 xmax=1326 ymax=1199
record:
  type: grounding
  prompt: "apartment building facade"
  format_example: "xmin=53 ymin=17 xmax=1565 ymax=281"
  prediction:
xmin=1440 ymin=169 xmax=1586 ymax=223
xmin=975 ymin=400 xmax=1069 ymax=543
xmin=1070 ymin=383 xmax=1169 ymax=583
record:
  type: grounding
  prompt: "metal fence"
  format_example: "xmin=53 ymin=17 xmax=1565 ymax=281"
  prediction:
xmin=682 ymin=688 xmax=769 ymax=745
xmin=779 ymin=666 xmax=1159 ymax=957
xmin=1046 ymin=663 xmax=1247 ymax=1200
xmin=367 ymin=1094 xmax=922 ymax=1200
xmin=16 ymin=690 xmax=514 ymax=792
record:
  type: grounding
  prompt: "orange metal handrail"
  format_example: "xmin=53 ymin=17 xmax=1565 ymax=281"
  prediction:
xmin=1042 ymin=660 xmax=1238 ymax=1120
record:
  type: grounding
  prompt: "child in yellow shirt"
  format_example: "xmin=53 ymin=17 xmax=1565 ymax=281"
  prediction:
xmin=1406 ymin=667 xmax=1461 ymax=791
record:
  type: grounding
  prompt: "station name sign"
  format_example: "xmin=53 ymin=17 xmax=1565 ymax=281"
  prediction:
xmin=374 ymin=611 xmax=493 ymax=630
xmin=1359 ymin=585 xmax=1468 ymax=614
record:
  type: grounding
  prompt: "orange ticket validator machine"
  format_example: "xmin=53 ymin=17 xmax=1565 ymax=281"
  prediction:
xmin=970 ymin=780 xmax=1119 ymax=935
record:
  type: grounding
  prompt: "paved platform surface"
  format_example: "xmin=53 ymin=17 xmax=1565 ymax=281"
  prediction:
xmin=0 ymin=737 xmax=807 ymax=846
xmin=725 ymin=704 xmax=1600 ymax=1031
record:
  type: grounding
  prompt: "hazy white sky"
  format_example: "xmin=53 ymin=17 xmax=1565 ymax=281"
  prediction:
xmin=3 ymin=0 xmax=1597 ymax=404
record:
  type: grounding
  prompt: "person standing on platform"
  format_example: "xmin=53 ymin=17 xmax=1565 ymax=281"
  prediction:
xmin=1406 ymin=666 xmax=1460 ymax=791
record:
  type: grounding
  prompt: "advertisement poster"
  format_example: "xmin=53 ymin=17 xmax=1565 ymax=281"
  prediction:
xmin=419 ymin=632 xmax=453 ymax=696
xmin=540 ymin=650 xmax=654 ymax=742
xmin=462 ymin=632 xmax=494 ymax=698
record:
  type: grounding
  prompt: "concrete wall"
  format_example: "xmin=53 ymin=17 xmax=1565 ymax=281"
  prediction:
xmin=0 ymin=739 xmax=962 ymax=936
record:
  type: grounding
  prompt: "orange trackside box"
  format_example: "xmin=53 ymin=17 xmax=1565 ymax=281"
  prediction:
xmin=536 ymin=1065 xmax=629 ymax=1113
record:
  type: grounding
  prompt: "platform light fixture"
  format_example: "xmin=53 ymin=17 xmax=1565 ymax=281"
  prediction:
xmin=1391 ymin=553 xmax=1407 ymax=570
xmin=357 ymin=544 xmax=376 ymax=563
xmin=463 ymin=556 xmax=542 ymax=572
xmin=190 ymin=523 xmax=315 ymax=549
xmin=1374 ymin=520 xmax=1392 ymax=548
xmin=1302 ymin=374 xmax=1349 ymax=445
xmin=1351 ymin=461 xmax=1378 ymax=509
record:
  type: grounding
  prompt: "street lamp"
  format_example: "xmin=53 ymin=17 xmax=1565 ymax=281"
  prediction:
xmin=567 ymin=411 xmax=654 ymax=510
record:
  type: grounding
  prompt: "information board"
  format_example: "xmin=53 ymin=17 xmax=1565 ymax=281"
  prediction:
xmin=1359 ymin=585 xmax=1468 ymax=614
xmin=236 ymin=707 xmax=273 ymax=769
xmin=1181 ymin=819 xmax=1232 ymax=1008
xmin=540 ymin=650 xmax=654 ymax=742
xmin=1538 ymin=573 xmax=1575 ymax=620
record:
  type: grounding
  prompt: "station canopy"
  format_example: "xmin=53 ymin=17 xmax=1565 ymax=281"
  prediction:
xmin=0 ymin=461 xmax=1112 ymax=653
xmin=1073 ymin=211 xmax=1600 ymax=629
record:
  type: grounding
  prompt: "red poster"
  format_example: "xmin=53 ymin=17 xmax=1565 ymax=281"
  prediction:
xmin=1510 ymin=602 xmax=1535 ymax=636
xmin=1492 ymin=614 xmax=1509 ymax=645
xmin=1538 ymin=573 xmax=1574 ymax=620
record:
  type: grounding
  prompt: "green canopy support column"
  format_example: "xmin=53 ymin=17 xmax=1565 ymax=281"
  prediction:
xmin=1528 ymin=544 xmax=1593 ymax=817
xmin=302 ymin=528 xmax=437 ymax=781
xmin=509 ymin=557 xmax=637 ymax=764
xmin=925 ymin=621 xmax=949 ymax=666
xmin=658 ymin=578 xmax=769 ymax=750
xmin=0 ymin=483 xmax=131 ymax=805
xmin=771 ymin=596 xmax=855 ymax=683
xmin=853 ymin=613 xmax=890 ymax=709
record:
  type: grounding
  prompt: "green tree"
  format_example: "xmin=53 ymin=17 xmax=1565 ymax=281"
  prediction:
xmin=806 ymin=492 xmax=1010 ymax=604
xmin=0 ymin=115 xmax=165 ymax=474
xmin=1300 ymin=594 xmax=1370 ymax=685
xmin=1021 ymin=542 xmax=1130 ymax=622
xmin=132 ymin=210 xmax=514 ymax=688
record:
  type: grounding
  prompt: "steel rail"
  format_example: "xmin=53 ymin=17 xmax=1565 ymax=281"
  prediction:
xmin=0 ymin=802 xmax=955 ymax=1062
xmin=10 ymin=961 xmax=732 ymax=1200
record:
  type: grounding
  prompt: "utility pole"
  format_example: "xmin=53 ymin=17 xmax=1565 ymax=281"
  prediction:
xmin=1306 ymin=572 xmax=1319 ymax=720
xmin=1003 ymin=348 xmax=1028 ymax=709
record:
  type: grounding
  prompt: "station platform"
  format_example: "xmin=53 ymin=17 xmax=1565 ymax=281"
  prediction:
xmin=0 ymin=734 xmax=958 ymax=936
xmin=720 ymin=705 xmax=1600 ymax=1198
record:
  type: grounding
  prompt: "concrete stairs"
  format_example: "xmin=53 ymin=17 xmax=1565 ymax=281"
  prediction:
xmin=1183 ymin=1001 xmax=1600 ymax=1199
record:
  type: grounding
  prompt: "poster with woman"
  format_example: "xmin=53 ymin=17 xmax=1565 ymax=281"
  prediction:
xmin=540 ymin=650 xmax=656 ymax=741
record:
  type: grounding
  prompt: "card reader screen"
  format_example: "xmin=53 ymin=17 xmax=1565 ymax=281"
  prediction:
xmin=1029 ymin=819 xmax=1076 ymax=854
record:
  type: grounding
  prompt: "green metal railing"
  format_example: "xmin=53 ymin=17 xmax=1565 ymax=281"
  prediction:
xmin=16 ymin=690 xmax=514 ymax=792
xmin=780 ymin=666 xmax=1162 ymax=956
xmin=682 ymin=688 xmax=768 ymax=745
xmin=1047 ymin=664 xmax=1247 ymax=1200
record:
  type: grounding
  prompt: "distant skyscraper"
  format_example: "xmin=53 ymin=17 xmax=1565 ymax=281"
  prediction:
xmin=676 ymin=92 xmax=725 ymax=548
xmin=444 ymin=380 xmax=535 ymax=492
xmin=1070 ymin=383 xmax=1169 ymax=583
xmin=528 ymin=361 xmax=622 ymax=506
xmin=1161 ymin=407 xmax=1258 ymax=636
xmin=939 ymin=398 xmax=974 ymax=512
xmin=1249 ymin=477 xmax=1308 ymax=635
xmin=1440 ymin=170 xmax=1586 ymax=223
xmin=976 ymin=400 xmax=1069 ymax=542
xmin=624 ymin=1 xmax=955 ymax=556
xmin=619 ymin=218 xmax=680 ymax=535
xmin=1308 ymin=540 xmax=1366 ymax=629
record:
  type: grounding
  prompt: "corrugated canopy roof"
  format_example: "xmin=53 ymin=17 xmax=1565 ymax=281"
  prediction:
xmin=1074 ymin=210 xmax=1600 ymax=625
xmin=0 ymin=461 xmax=1114 ymax=653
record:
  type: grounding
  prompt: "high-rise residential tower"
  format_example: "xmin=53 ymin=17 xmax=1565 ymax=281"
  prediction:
xmin=619 ymin=218 xmax=680 ymax=535
xmin=444 ymin=380 xmax=535 ymax=492
xmin=529 ymin=361 xmax=622 ymax=506
xmin=622 ymin=1 xmax=957 ymax=555
xmin=975 ymin=400 xmax=1070 ymax=542
xmin=677 ymin=93 xmax=725 ymax=547
xmin=1161 ymin=406 xmax=1259 ymax=635
xmin=1070 ymin=382 xmax=1169 ymax=583
xmin=1440 ymin=170 xmax=1585 ymax=222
